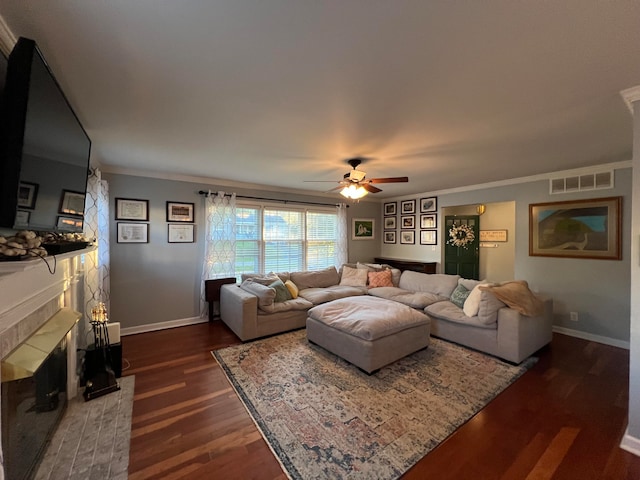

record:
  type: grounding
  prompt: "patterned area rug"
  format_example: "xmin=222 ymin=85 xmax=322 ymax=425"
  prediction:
xmin=213 ymin=330 xmax=533 ymax=480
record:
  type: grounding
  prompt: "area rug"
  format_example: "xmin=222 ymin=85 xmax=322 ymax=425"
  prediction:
xmin=213 ymin=330 xmax=533 ymax=480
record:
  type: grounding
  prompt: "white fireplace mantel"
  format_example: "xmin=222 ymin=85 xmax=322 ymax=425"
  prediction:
xmin=0 ymin=247 xmax=95 ymax=363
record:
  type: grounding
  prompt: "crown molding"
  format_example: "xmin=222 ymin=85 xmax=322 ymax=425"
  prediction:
xmin=99 ymin=164 xmax=353 ymax=201
xmin=0 ymin=14 xmax=16 ymax=56
xmin=621 ymin=86 xmax=640 ymax=115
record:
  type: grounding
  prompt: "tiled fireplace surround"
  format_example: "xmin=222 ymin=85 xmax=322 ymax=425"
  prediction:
xmin=0 ymin=249 xmax=92 ymax=479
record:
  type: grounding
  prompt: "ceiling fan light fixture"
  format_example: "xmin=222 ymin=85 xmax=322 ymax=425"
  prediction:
xmin=340 ymin=184 xmax=368 ymax=199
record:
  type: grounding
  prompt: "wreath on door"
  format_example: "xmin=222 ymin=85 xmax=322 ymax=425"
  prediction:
xmin=447 ymin=224 xmax=475 ymax=249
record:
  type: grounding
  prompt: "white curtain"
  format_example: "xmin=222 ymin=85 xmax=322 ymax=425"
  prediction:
xmin=336 ymin=203 xmax=348 ymax=266
xmin=200 ymin=191 xmax=237 ymax=317
xmin=83 ymin=167 xmax=111 ymax=348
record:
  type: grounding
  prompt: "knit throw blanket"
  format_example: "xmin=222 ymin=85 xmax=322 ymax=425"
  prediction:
xmin=479 ymin=280 xmax=544 ymax=316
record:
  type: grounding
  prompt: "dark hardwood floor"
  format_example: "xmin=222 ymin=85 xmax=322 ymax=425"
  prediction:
xmin=122 ymin=321 xmax=640 ymax=479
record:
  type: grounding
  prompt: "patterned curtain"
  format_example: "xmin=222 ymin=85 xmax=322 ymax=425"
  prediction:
xmin=336 ymin=203 xmax=348 ymax=266
xmin=82 ymin=167 xmax=111 ymax=348
xmin=200 ymin=191 xmax=236 ymax=317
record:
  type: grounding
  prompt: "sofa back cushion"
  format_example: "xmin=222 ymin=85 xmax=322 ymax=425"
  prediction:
xmin=339 ymin=265 xmax=369 ymax=287
xmin=398 ymin=271 xmax=460 ymax=298
xmin=239 ymin=279 xmax=276 ymax=309
xmin=477 ymin=290 xmax=506 ymax=325
xmin=290 ymin=266 xmax=340 ymax=289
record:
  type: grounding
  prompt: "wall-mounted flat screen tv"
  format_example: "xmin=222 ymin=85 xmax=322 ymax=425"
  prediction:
xmin=0 ymin=37 xmax=91 ymax=233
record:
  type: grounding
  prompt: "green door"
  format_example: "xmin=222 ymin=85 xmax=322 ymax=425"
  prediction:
xmin=444 ymin=215 xmax=480 ymax=280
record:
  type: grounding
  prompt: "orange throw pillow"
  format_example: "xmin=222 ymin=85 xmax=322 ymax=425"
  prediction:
xmin=368 ymin=269 xmax=393 ymax=288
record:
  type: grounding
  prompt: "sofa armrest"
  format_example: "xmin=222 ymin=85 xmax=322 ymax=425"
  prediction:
xmin=220 ymin=284 xmax=259 ymax=341
xmin=496 ymin=297 xmax=553 ymax=363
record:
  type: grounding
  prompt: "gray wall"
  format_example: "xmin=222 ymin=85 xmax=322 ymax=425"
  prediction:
xmin=104 ymin=172 xmax=380 ymax=330
xmin=106 ymin=166 xmax=632 ymax=345
xmin=381 ymin=168 xmax=632 ymax=344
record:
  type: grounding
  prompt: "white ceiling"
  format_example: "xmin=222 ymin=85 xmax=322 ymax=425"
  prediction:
xmin=1 ymin=1 xmax=639 ymax=198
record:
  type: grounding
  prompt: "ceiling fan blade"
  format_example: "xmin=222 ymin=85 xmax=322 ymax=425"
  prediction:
xmin=368 ymin=177 xmax=409 ymax=184
xmin=325 ymin=186 xmax=344 ymax=193
xmin=362 ymin=183 xmax=382 ymax=193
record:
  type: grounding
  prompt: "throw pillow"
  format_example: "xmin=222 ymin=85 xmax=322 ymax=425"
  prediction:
xmin=269 ymin=278 xmax=292 ymax=303
xmin=339 ymin=265 xmax=368 ymax=287
xmin=463 ymin=284 xmax=485 ymax=317
xmin=367 ymin=269 xmax=393 ymax=288
xmin=284 ymin=279 xmax=299 ymax=299
xmin=450 ymin=283 xmax=470 ymax=309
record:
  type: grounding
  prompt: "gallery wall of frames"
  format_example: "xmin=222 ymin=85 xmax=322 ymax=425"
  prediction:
xmin=383 ymin=197 xmax=438 ymax=246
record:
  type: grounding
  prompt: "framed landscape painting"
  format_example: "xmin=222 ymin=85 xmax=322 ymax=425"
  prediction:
xmin=529 ymin=196 xmax=621 ymax=260
xmin=352 ymin=218 xmax=375 ymax=240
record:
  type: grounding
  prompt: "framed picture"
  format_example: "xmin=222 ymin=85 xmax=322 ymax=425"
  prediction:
xmin=168 ymin=224 xmax=195 ymax=243
xmin=17 ymin=182 xmax=38 ymax=209
xmin=352 ymin=218 xmax=375 ymax=240
xmin=117 ymin=222 xmax=149 ymax=243
xmin=479 ymin=230 xmax=508 ymax=242
xmin=401 ymin=215 xmax=415 ymax=229
xmin=59 ymin=190 xmax=86 ymax=216
xmin=420 ymin=196 xmax=437 ymax=213
xmin=420 ymin=230 xmax=437 ymax=245
xmin=401 ymin=200 xmax=416 ymax=215
xmin=529 ymin=196 xmax=622 ymax=260
xmin=400 ymin=230 xmax=415 ymax=244
xmin=384 ymin=231 xmax=396 ymax=244
xmin=167 ymin=201 xmax=195 ymax=222
xmin=15 ymin=210 xmax=30 ymax=226
xmin=384 ymin=216 xmax=397 ymax=230
xmin=421 ymin=214 xmax=437 ymax=229
xmin=384 ymin=202 xmax=397 ymax=216
xmin=116 ymin=198 xmax=149 ymax=221
xmin=57 ymin=216 xmax=83 ymax=229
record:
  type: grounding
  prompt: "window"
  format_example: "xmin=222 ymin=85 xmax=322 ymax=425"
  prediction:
xmin=234 ymin=204 xmax=339 ymax=280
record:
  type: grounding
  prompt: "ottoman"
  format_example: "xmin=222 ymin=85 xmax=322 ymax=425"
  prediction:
xmin=306 ymin=296 xmax=430 ymax=374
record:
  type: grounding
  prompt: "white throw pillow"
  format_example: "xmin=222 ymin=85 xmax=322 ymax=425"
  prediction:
xmin=463 ymin=284 xmax=485 ymax=317
xmin=340 ymin=265 xmax=368 ymax=287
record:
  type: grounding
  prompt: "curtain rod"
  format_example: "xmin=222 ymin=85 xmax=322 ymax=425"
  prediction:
xmin=197 ymin=190 xmax=348 ymax=208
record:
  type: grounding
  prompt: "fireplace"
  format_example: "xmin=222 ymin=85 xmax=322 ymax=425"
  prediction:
xmin=0 ymin=249 xmax=92 ymax=479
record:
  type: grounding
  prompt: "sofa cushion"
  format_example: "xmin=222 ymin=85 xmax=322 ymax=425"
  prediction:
xmin=425 ymin=301 xmax=496 ymax=329
xmin=368 ymin=286 xmax=443 ymax=309
xmin=269 ymin=278 xmax=292 ymax=303
xmin=290 ymin=266 xmax=340 ymax=289
xmin=241 ymin=273 xmax=280 ymax=285
xmin=398 ymin=271 xmax=460 ymax=298
xmin=308 ymin=296 xmax=429 ymax=341
xmin=458 ymin=277 xmax=487 ymax=291
xmin=299 ymin=285 xmax=366 ymax=305
xmin=239 ymin=279 xmax=276 ymax=309
xmin=368 ymin=269 xmax=393 ymax=288
xmin=356 ymin=262 xmax=401 ymax=286
xmin=339 ymin=266 xmax=369 ymax=287
xmin=257 ymin=296 xmax=313 ymax=314
xmin=477 ymin=290 xmax=506 ymax=325
xmin=449 ymin=284 xmax=470 ymax=308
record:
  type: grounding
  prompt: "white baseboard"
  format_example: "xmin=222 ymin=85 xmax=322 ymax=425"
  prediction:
xmin=552 ymin=326 xmax=630 ymax=350
xmin=620 ymin=428 xmax=640 ymax=457
xmin=121 ymin=316 xmax=207 ymax=336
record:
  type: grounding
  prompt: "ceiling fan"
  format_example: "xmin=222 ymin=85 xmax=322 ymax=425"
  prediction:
xmin=307 ymin=157 xmax=409 ymax=199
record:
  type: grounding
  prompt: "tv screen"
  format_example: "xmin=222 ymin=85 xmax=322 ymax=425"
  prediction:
xmin=0 ymin=37 xmax=91 ymax=233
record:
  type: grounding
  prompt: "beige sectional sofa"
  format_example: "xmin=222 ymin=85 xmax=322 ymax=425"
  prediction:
xmin=219 ymin=264 xmax=553 ymax=364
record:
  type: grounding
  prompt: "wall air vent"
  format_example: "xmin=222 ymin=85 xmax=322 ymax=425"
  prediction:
xmin=549 ymin=170 xmax=613 ymax=194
